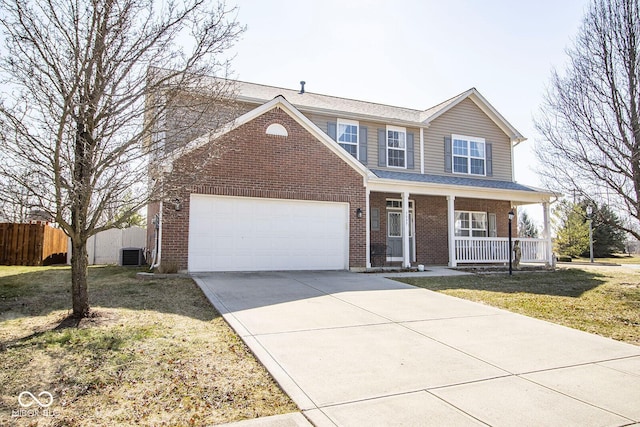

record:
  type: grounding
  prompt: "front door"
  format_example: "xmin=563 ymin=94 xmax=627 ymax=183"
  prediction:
xmin=386 ymin=199 xmax=415 ymax=262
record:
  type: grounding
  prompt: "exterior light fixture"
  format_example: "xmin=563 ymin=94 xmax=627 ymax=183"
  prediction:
xmin=508 ymin=209 xmax=514 ymax=276
xmin=356 ymin=208 xmax=363 ymax=219
xmin=173 ymin=198 xmax=182 ymax=211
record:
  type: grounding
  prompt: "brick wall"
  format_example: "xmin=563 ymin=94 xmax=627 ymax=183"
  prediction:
xmin=415 ymin=195 xmax=450 ymax=265
xmin=160 ymin=106 xmax=367 ymax=270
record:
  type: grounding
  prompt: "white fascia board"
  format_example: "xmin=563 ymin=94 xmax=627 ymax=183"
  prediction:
xmin=423 ymin=88 xmax=526 ymax=145
xmin=366 ymin=177 xmax=554 ymax=204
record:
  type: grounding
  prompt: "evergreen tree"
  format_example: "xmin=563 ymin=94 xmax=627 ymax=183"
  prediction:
xmin=553 ymin=201 xmax=589 ymax=258
xmin=518 ymin=210 xmax=539 ymax=238
xmin=584 ymin=203 xmax=627 ymax=257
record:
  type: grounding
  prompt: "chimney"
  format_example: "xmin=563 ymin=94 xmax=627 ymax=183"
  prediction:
xmin=299 ymin=81 xmax=306 ymax=94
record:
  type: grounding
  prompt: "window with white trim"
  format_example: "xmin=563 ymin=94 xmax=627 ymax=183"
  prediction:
xmin=387 ymin=125 xmax=406 ymax=168
xmin=337 ymin=118 xmax=358 ymax=158
xmin=455 ymin=211 xmax=488 ymax=237
xmin=452 ymin=134 xmax=486 ymax=175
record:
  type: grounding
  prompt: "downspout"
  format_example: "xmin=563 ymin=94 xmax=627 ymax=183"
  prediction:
xmin=150 ymin=214 xmax=159 ymax=269
xmin=151 ymin=200 xmax=163 ymax=269
xmin=366 ymin=188 xmax=371 ymax=269
xmin=510 ymin=136 xmax=526 ymax=181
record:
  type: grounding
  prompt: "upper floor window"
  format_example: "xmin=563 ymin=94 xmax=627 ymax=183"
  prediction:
xmin=387 ymin=125 xmax=406 ymax=168
xmin=452 ymin=134 xmax=485 ymax=175
xmin=455 ymin=211 xmax=488 ymax=237
xmin=337 ymin=119 xmax=358 ymax=158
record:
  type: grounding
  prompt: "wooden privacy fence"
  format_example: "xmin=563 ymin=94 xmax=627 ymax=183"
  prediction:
xmin=0 ymin=223 xmax=68 ymax=266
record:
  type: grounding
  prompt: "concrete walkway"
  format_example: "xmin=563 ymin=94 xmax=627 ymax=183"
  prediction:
xmin=194 ymin=271 xmax=640 ymax=427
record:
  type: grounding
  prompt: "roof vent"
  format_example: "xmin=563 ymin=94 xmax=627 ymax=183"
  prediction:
xmin=299 ymin=81 xmax=306 ymax=94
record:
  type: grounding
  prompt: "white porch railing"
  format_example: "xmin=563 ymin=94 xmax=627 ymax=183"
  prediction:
xmin=454 ymin=237 xmax=550 ymax=264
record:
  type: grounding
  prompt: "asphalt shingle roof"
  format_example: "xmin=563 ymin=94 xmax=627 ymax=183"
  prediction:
xmin=370 ymin=169 xmax=539 ymax=192
xmin=235 ymin=81 xmax=426 ymax=123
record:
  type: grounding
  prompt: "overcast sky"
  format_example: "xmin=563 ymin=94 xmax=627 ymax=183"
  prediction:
xmin=227 ymin=0 xmax=590 ymax=216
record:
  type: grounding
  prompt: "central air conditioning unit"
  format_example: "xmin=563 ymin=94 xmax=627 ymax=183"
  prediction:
xmin=120 ymin=248 xmax=145 ymax=266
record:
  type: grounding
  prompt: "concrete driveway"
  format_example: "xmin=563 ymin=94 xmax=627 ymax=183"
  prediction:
xmin=194 ymin=271 xmax=640 ymax=427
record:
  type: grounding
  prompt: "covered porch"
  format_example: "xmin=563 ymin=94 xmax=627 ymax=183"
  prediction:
xmin=365 ymin=172 xmax=555 ymax=269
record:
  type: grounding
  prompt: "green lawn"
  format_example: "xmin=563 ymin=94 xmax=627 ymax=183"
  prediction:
xmin=396 ymin=266 xmax=640 ymax=346
xmin=0 ymin=265 xmax=296 ymax=426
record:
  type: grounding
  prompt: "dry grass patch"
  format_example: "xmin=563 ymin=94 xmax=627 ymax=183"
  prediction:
xmin=0 ymin=266 xmax=297 ymax=426
xmin=572 ymin=254 xmax=640 ymax=264
xmin=396 ymin=266 xmax=640 ymax=346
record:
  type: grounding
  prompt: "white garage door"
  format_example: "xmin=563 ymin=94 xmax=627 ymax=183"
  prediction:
xmin=188 ymin=195 xmax=349 ymax=272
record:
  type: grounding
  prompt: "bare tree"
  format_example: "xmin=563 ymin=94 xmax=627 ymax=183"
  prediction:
xmin=0 ymin=0 xmax=243 ymax=319
xmin=535 ymin=0 xmax=640 ymax=239
xmin=0 ymin=175 xmax=37 ymax=222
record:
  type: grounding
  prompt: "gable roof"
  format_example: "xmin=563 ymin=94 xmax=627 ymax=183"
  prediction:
xmin=163 ymin=95 xmax=371 ymax=179
xmin=231 ymin=80 xmax=525 ymax=144
xmin=419 ymin=88 xmax=526 ymax=144
xmin=162 ymin=90 xmax=550 ymax=202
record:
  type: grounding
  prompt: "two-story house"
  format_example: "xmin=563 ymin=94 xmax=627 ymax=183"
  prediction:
xmin=147 ymin=77 xmax=554 ymax=272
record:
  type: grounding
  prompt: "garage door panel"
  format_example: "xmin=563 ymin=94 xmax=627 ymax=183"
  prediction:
xmin=188 ymin=195 xmax=349 ymax=272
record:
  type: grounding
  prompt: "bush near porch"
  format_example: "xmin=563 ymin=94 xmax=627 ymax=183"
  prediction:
xmin=397 ymin=265 xmax=640 ymax=346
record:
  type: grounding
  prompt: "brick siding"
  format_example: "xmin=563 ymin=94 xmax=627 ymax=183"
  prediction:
xmin=160 ymin=106 xmax=367 ymax=270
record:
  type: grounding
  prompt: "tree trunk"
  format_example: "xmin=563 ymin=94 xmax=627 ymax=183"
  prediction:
xmin=71 ymin=238 xmax=90 ymax=318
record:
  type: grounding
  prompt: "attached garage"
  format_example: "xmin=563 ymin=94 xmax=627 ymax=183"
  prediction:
xmin=188 ymin=194 xmax=350 ymax=272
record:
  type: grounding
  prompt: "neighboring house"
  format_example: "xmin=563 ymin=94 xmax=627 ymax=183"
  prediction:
xmin=147 ymin=77 xmax=555 ymax=272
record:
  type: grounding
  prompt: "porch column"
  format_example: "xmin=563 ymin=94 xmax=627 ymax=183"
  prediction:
xmin=542 ymin=202 xmax=553 ymax=267
xmin=402 ymin=191 xmax=411 ymax=268
xmin=366 ymin=189 xmax=371 ymax=269
xmin=447 ymin=195 xmax=456 ymax=267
